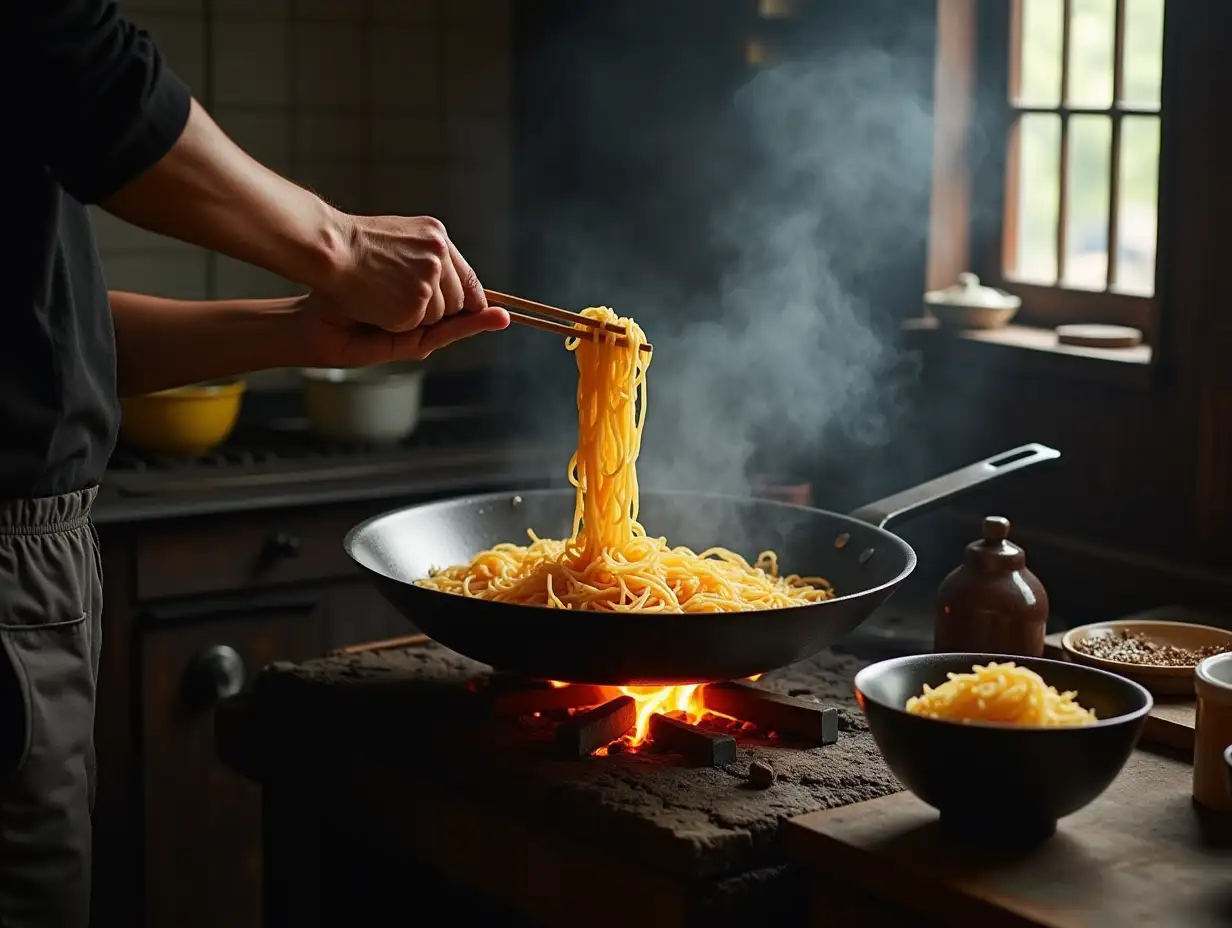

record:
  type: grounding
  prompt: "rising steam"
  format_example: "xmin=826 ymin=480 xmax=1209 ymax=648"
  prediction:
xmin=501 ymin=17 xmax=936 ymax=506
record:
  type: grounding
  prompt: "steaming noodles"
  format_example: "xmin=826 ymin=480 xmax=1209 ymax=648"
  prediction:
xmin=417 ymin=307 xmax=834 ymax=611
xmin=905 ymin=662 xmax=1098 ymax=727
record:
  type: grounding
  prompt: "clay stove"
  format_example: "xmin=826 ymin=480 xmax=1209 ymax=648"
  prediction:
xmin=220 ymin=639 xmax=900 ymax=928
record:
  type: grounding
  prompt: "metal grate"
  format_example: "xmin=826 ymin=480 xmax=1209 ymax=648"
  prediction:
xmin=106 ymin=405 xmax=531 ymax=474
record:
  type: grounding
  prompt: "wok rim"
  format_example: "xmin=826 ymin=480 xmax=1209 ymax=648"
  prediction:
xmin=343 ymin=487 xmax=919 ymax=616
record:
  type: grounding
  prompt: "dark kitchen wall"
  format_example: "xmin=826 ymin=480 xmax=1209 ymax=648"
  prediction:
xmin=94 ymin=0 xmax=515 ymax=383
xmin=511 ymin=0 xmax=940 ymax=507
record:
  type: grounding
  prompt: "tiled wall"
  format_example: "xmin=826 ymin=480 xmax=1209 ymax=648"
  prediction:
xmin=93 ymin=0 xmax=513 ymax=379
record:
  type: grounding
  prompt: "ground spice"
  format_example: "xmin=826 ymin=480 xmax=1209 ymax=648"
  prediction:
xmin=1072 ymin=629 xmax=1230 ymax=666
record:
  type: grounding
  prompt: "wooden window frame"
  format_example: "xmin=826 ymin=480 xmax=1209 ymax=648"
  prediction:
xmin=965 ymin=0 xmax=1166 ymax=340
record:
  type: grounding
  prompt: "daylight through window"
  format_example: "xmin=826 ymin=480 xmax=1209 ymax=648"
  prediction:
xmin=1004 ymin=0 xmax=1163 ymax=296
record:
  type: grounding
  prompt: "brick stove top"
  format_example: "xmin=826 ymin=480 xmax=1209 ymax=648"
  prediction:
xmin=238 ymin=642 xmax=902 ymax=882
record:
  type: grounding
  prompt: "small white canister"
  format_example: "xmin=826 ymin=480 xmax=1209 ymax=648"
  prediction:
xmin=1193 ymin=652 xmax=1232 ymax=812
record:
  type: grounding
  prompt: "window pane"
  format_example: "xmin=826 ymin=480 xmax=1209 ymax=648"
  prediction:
xmin=1122 ymin=0 xmax=1164 ymax=108
xmin=1064 ymin=115 xmax=1112 ymax=289
xmin=1068 ymin=0 xmax=1115 ymax=107
xmin=1115 ymin=116 xmax=1160 ymax=295
xmin=1008 ymin=113 xmax=1061 ymax=283
xmin=1017 ymin=0 xmax=1063 ymax=106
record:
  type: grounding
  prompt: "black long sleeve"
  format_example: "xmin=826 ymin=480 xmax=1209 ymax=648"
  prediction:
xmin=9 ymin=0 xmax=192 ymax=204
xmin=0 ymin=0 xmax=193 ymax=497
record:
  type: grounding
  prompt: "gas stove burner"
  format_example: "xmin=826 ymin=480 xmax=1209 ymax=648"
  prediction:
xmin=110 ymin=408 xmax=514 ymax=472
xmin=106 ymin=446 xmax=552 ymax=497
xmin=108 ymin=446 xmax=283 ymax=473
xmin=103 ymin=404 xmax=564 ymax=497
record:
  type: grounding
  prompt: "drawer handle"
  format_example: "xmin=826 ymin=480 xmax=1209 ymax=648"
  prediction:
xmin=265 ymin=532 xmax=302 ymax=559
xmin=183 ymin=645 xmax=247 ymax=708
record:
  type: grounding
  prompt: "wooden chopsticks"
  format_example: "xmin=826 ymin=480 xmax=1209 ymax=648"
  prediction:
xmin=484 ymin=289 xmax=653 ymax=353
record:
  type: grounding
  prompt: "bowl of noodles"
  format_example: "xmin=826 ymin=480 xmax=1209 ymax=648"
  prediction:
xmin=855 ymin=653 xmax=1152 ymax=845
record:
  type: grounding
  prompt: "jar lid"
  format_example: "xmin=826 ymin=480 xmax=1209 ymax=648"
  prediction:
xmin=965 ymin=515 xmax=1026 ymax=571
xmin=924 ymin=272 xmax=1022 ymax=311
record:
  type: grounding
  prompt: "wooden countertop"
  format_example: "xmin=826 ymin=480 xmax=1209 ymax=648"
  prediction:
xmin=784 ymin=748 xmax=1232 ymax=927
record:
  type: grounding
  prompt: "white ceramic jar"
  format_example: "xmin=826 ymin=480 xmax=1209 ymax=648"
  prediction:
xmin=1193 ymin=652 xmax=1232 ymax=811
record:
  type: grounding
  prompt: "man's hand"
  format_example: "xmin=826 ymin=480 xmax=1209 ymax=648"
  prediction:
xmin=294 ymin=289 xmax=509 ymax=369
xmin=317 ymin=214 xmax=497 ymax=334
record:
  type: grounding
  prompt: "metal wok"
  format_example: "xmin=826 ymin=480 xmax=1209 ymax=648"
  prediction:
xmin=345 ymin=443 xmax=1059 ymax=685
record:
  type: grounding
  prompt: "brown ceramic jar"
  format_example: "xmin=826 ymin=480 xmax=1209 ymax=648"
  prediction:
xmin=934 ymin=516 xmax=1049 ymax=657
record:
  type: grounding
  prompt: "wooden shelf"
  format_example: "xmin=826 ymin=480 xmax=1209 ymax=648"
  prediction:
xmin=902 ymin=319 xmax=1155 ymax=389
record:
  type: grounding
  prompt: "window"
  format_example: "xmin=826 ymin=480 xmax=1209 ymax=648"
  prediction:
xmin=967 ymin=0 xmax=1167 ymax=333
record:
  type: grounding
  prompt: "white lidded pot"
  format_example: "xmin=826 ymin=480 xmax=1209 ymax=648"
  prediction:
xmin=300 ymin=362 xmax=425 ymax=445
xmin=923 ymin=272 xmax=1022 ymax=330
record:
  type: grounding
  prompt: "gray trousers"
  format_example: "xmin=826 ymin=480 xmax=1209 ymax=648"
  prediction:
xmin=0 ymin=489 xmax=102 ymax=928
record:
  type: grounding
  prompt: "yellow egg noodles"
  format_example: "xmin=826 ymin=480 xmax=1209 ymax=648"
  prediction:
xmin=417 ymin=306 xmax=833 ymax=612
xmin=905 ymin=661 xmax=1098 ymax=726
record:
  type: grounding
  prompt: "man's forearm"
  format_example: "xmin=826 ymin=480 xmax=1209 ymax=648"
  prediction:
xmin=111 ymin=291 xmax=308 ymax=396
xmin=100 ymin=100 xmax=352 ymax=290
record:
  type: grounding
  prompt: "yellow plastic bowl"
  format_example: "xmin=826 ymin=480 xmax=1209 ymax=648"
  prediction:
xmin=119 ymin=379 xmax=245 ymax=457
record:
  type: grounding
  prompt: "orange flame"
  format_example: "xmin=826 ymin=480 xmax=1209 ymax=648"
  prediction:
xmin=547 ymin=675 xmax=762 ymax=750
xmin=618 ymin=684 xmax=703 ymax=744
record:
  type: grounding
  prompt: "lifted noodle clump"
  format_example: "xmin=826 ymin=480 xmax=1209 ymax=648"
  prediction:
xmin=416 ymin=306 xmax=833 ymax=612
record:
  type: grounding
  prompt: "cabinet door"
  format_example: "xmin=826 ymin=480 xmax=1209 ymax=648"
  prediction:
xmin=140 ymin=592 xmax=326 ymax=928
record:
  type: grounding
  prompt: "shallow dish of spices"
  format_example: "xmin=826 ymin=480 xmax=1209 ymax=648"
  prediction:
xmin=1060 ymin=619 xmax=1232 ymax=696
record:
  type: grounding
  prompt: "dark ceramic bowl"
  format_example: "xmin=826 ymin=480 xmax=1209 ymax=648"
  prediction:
xmin=855 ymin=652 xmax=1153 ymax=844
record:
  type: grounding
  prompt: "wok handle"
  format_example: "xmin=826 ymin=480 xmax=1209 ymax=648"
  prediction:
xmin=847 ymin=443 xmax=1061 ymax=529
